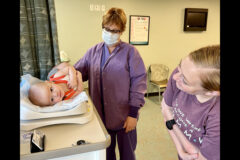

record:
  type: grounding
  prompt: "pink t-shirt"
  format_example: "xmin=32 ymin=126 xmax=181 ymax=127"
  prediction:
xmin=163 ymin=68 xmax=220 ymax=160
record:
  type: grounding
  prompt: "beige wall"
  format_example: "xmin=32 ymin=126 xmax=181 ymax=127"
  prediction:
xmin=55 ymin=0 xmax=220 ymax=79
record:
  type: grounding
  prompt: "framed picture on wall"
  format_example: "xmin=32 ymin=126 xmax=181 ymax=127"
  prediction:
xmin=129 ymin=15 xmax=150 ymax=45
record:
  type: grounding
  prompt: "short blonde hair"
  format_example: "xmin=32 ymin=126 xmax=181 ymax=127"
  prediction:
xmin=102 ymin=7 xmax=127 ymax=32
xmin=189 ymin=45 xmax=220 ymax=91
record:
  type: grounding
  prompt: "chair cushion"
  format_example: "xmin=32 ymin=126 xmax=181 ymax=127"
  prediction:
xmin=150 ymin=64 xmax=169 ymax=82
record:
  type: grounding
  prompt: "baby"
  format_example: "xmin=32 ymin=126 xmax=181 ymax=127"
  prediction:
xmin=28 ymin=63 xmax=83 ymax=107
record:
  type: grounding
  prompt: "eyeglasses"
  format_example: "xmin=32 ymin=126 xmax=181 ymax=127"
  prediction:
xmin=103 ymin=27 xmax=121 ymax=34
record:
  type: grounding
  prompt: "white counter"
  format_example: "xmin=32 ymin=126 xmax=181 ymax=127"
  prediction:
xmin=20 ymin=94 xmax=110 ymax=160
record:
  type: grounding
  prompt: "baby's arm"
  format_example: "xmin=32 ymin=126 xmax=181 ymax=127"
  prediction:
xmin=53 ymin=63 xmax=78 ymax=89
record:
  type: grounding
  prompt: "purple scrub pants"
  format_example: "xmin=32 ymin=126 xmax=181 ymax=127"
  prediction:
xmin=107 ymin=128 xmax=137 ymax=160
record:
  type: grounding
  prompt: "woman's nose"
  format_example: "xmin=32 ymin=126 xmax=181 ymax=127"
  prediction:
xmin=52 ymin=90 xmax=59 ymax=98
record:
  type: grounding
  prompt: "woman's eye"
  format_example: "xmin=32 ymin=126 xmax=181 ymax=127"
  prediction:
xmin=183 ymin=79 xmax=188 ymax=85
xmin=51 ymin=98 xmax=54 ymax=102
xmin=50 ymin=87 xmax=53 ymax=92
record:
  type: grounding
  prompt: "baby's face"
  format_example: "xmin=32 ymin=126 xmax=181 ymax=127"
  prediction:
xmin=38 ymin=81 xmax=65 ymax=106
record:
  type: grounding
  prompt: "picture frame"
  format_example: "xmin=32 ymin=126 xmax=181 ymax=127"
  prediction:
xmin=129 ymin=15 xmax=150 ymax=45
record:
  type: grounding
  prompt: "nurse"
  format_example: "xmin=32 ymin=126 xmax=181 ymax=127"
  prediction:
xmin=74 ymin=7 xmax=147 ymax=160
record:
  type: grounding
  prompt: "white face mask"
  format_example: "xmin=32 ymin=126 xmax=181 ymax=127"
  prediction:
xmin=102 ymin=29 xmax=120 ymax=46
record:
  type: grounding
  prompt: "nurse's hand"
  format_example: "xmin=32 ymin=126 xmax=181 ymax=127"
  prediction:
xmin=123 ymin=116 xmax=137 ymax=133
xmin=76 ymin=71 xmax=83 ymax=92
xmin=70 ymin=71 xmax=83 ymax=99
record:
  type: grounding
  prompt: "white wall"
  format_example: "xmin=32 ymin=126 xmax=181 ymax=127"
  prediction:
xmin=54 ymin=0 xmax=220 ymax=91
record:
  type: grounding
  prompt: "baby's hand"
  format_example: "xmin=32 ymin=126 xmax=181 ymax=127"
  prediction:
xmin=67 ymin=79 xmax=77 ymax=89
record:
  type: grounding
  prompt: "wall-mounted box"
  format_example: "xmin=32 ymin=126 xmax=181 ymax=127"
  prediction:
xmin=184 ymin=8 xmax=208 ymax=31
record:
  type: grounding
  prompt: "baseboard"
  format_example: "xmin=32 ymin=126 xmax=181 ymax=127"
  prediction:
xmin=144 ymin=92 xmax=163 ymax=97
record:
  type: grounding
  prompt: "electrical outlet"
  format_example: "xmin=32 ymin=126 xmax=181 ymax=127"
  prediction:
xmin=89 ymin=4 xmax=94 ymax=11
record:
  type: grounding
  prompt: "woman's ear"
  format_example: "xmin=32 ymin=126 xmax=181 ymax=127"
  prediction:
xmin=205 ymin=91 xmax=220 ymax=96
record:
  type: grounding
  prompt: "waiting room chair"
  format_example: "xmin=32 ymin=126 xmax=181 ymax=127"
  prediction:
xmin=147 ymin=64 xmax=169 ymax=104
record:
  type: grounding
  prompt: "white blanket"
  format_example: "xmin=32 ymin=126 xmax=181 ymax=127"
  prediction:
xmin=20 ymin=74 xmax=88 ymax=113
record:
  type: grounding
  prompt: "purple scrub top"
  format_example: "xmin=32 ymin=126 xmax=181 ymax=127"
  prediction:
xmin=74 ymin=41 xmax=147 ymax=130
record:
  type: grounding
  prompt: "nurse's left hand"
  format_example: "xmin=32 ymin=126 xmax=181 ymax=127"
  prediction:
xmin=123 ymin=116 xmax=137 ymax=133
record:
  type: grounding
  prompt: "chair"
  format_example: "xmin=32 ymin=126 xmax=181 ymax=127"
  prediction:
xmin=147 ymin=64 xmax=169 ymax=104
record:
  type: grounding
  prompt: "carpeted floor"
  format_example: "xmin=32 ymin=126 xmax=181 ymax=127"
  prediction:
xmin=116 ymin=95 xmax=178 ymax=160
